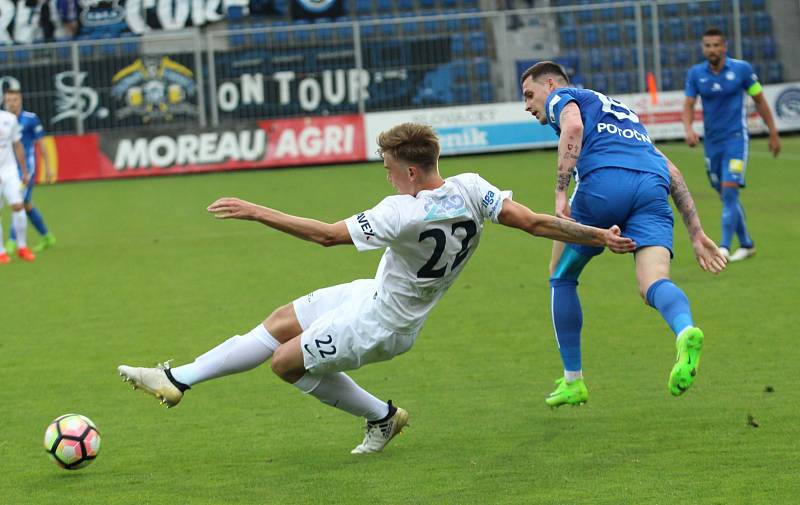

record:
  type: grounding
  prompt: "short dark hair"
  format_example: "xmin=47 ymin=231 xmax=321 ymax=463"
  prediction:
xmin=520 ymin=61 xmax=570 ymax=86
xmin=377 ymin=123 xmax=440 ymax=172
xmin=703 ymin=27 xmax=726 ymax=39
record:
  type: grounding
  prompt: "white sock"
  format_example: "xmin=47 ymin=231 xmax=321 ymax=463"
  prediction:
xmin=565 ymin=370 xmax=583 ymax=382
xmin=293 ymin=372 xmax=389 ymax=421
xmin=12 ymin=210 xmax=27 ymax=248
xmin=171 ymin=324 xmax=280 ymax=386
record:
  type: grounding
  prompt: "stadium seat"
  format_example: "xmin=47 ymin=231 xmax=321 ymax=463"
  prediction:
xmin=759 ymin=36 xmax=777 ymax=59
xmin=557 ymin=53 xmax=579 ymax=75
xmin=396 ymin=0 xmax=413 ymax=12
xmin=56 ymin=45 xmax=72 ymax=59
xmin=474 ymin=58 xmax=490 ymax=80
xmin=446 ymin=18 xmax=461 ymax=32
xmin=451 ymin=34 xmax=465 ymax=57
xmin=689 ymin=17 xmax=705 ymax=38
xmin=600 ymin=5 xmax=616 ymax=21
xmin=609 ymin=47 xmax=625 ymax=70
xmin=667 ymin=19 xmax=684 ymax=40
xmin=468 ymin=32 xmax=487 ymax=54
xmin=377 ymin=0 xmax=392 ymax=13
xmin=465 ymin=16 xmax=482 ymax=30
xmin=660 ymin=68 xmax=674 ymax=90
xmin=451 ymin=60 xmax=468 ymax=81
xmin=672 ymin=42 xmax=691 ymax=66
xmin=741 ymin=37 xmax=755 ymax=60
xmin=623 ymin=20 xmax=637 ymax=43
xmin=356 ymin=0 xmax=372 ymax=16
xmin=767 ymin=61 xmax=783 ymax=83
xmin=663 ymin=3 xmax=680 ymax=17
xmin=578 ymin=4 xmax=593 ymax=23
xmin=478 ymin=82 xmax=493 ymax=102
xmin=453 ymin=84 xmax=472 ymax=103
xmin=591 ymin=73 xmax=609 ymax=93
xmin=748 ymin=0 xmax=766 ymax=11
xmin=360 ymin=23 xmax=377 ymax=38
xmin=754 ymin=12 xmax=771 ymax=34
xmin=605 ymin=24 xmax=621 ymax=45
xmin=401 ymin=21 xmax=418 ymax=36
xmin=704 ymin=1 xmax=722 ymax=14
xmin=558 ymin=12 xmax=576 ymax=26
xmin=588 ymin=48 xmax=603 ymax=72
xmin=442 ymin=0 xmax=458 ymax=7
xmin=739 ymin=15 xmax=751 ymax=36
xmin=686 ymin=2 xmax=701 ymax=15
xmin=614 ymin=72 xmax=633 ymax=94
xmin=581 ymin=25 xmax=599 ymax=46
xmin=227 ymin=6 xmax=244 ymax=21
xmin=418 ymin=0 xmax=435 ymax=8
xmin=560 ymin=26 xmax=577 ymax=48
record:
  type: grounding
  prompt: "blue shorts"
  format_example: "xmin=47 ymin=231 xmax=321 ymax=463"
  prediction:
xmin=569 ymin=167 xmax=674 ymax=257
xmin=704 ymin=135 xmax=748 ymax=190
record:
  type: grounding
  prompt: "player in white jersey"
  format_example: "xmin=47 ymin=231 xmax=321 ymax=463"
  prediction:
xmin=118 ymin=123 xmax=634 ymax=454
xmin=0 ymin=109 xmax=34 ymax=263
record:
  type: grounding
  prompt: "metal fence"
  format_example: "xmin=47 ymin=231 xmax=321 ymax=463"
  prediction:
xmin=0 ymin=0 xmax=784 ymax=135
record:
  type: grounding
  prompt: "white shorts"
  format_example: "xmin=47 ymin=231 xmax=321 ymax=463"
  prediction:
xmin=0 ymin=167 xmax=23 ymax=207
xmin=292 ymin=279 xmax=418 ymax=375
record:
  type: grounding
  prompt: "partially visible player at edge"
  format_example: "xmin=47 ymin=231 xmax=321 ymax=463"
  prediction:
xmin=683 ymin=27 xmax=780 ymax=262
xmin=0 ymin=107 xmax=34 ymax=263
xmin=118 ymin=123 xmax=635 ymax=454
xmin=3 ymin=88 xmax=56 ymax=254
xmin=521 ymin=61 xmax=727 ymax=407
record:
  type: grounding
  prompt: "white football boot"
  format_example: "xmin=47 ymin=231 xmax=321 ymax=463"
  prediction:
xmin=118 ymin=362 xmax=184 ymax=408
xmin=351 ymin=402 xmax=409 ymax=454
xmin=728 ymin=247 xmax=756 ymax=262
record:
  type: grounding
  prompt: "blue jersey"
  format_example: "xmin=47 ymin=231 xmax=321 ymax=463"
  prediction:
xmin=544 ymin=88 xmax=668 ymax=183
xmin=16 ymin=110 xmax=44 ymax=173
xmin=684 ymin=58 xmax=761 ymax=144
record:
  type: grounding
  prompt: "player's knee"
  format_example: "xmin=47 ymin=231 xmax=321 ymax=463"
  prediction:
xmin=721 ymin=185 xmax=739 ymax=204
xmin=11 ymin=203 xmax=23 ymax=212
xmin=264 ymin=304 xmax=300 ymax=340
xmin=24 ymin=203 xmax=33 ymax=212
xmin=270 ymin=346 xmax=290 ymax=379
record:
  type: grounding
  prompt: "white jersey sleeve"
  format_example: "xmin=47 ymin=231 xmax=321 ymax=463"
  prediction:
xmin=345 ymin=196 xmax=407 ymax=251
xmin=465 ymin=173 xmax=512 ymax=224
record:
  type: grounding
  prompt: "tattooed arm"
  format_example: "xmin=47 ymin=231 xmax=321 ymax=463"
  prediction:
xmin=657 ymin=149 xmax=727 ymax=273
xmin=498 ymin=199 xmax=635 ymax=253
xmin=555 ymin=102 xmax=583 ymax=219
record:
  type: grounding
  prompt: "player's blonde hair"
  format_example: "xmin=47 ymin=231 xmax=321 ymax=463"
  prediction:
xmin=377 ymin=123 xmax=440 ymax=172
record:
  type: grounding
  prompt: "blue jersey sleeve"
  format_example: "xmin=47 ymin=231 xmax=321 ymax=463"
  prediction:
xmin=544 ymin=89 xmax=577 ymax=133
xmin=31 ymin=114 xmax=45 ymax=140
xmin=684 ymin=67 xmax=698 ymax=98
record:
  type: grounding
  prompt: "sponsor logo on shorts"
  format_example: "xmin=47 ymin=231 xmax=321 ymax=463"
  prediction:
xmin=481 ymin=190 xmax=495 ymax=208
xmin=356 ymin=212 xmax=375 ymax=241
xmin=729 ymin=159 xmax=744 ymax=173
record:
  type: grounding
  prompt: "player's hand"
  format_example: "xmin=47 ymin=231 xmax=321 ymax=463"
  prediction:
xmin=685 ymin=129 xmax=699 ymax=148
xmin=207 ymin=197 xmax=260 ymax=220
xmin=22 ymin=173 xmax=30 ymax=186
xmin=555 ymin=191 xmax=573 ymax=221
xmin=604 ymin=225 xmax=636 ymax=254
xmin=692 ymin=232 xmax=727 ymax=274
xmin=768 ymin=133 xmax=781 ymax=158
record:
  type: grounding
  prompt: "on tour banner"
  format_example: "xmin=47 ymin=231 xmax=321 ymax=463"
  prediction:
xmin=48 ymin=114 xmax=366 ymax=182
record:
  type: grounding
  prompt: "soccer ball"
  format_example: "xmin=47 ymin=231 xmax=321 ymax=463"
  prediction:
xmin=43 ymin=414 xmax=101 ymax=470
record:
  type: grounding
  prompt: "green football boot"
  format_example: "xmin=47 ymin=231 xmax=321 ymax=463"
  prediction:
xmin=545 ymin=377 xmax=588 ymax=408
xmin=668 ymin=326 xmax=704 ymax=396
xmin=4 ymin=239 xmax=16 ymax=255
xmin=33 ymin=233 xmax=56 ymax=253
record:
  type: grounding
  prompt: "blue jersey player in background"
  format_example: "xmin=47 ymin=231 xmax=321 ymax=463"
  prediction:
xmin=683 ymin=28 xmax=780 ymax=263
xmin=521 ymin=61 xmax=727 ymax=407
xmin=3 ymin=88 xmax=56 ymax=254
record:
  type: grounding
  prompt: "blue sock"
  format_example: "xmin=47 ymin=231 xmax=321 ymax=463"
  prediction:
xmin=734 ymin=199 xmax=754 ymax=248
xmin=720 ymin=186 xmax=739 ymax=250
xmin=550 ymin=279 xmax=583 ymax=372
xmin=27 ymin=207 xmax=49 ymax=236
xmin=646 ymin=279 xmax=694 ymax=337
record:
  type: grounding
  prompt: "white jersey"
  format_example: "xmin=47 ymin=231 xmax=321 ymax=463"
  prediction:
xmin=0 ymin=110 xmax=21 ymax=176
xmin=345 ymin=173 xmax=511 ymax=333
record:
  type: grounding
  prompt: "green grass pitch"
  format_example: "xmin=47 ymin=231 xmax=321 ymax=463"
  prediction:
xmin=2 ymin=137 xmax=799 ymax=504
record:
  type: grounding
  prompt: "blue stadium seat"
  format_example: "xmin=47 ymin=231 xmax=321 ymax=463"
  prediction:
xmin=293 ymin=29 xmax=312 ymax=43
xmin=754 ymin=12 xmax=771 ymax=34
xmin=558 ymin=12 xmax=576 ymax=26
xmin=660 ymin=68 xmax=675 ymax=90
xmin=446 ymin=18 xmax=461 ymax=32
xmin=578 ymin=4 xmax=593 ymax=23
xmin=686 ymin=2 xmax=701 ymax=15
xmin=663 ymin=3 xmax=680 ymax=17
xmin=591 ymin=73 xmax=609 ymax=93
xmin=614 ymin=72 xmax=633 ymax=94
xmin=360 ymin=23 xmax=376 ymax=38
xmin=672 ymin=42 xmax=691 ymax=66
xmin=356 ymin=0 xmax=372 ymax=16
xmin=227 ymin=6 xmax=244 ymax=21
xmin=741 ymin=37 xmax=755 ymax=60
xmin=759 ymin=36 xmax=777 ymax=59
xmin=0 ymin=51 xmax=8 ymax=64
xmin=474 ymin=58 xmax=490 ymax=79
xmin=605 ymin=24 xmax=621 ymax=45
xmin=659 ymin=46 xmax=670 ymax=67
xmin=379 ymin=19 xmax=397 ymax=37
xmin=588 ymin=48 xmax=603 ymax=71
xmin=401 ymin=21 xmax=417 ymax=35
xmin=708 ymin=15 xmax=727 ymax=33
xmin=581 ymin=25 xmax=599 ymax=46
xmin=689 ymin=17 xmax=705 ymax=38
xmin=740 ymin=15 xmax=751 ymax=36
xmin=557 ymin=53 xmax=579 ymax=75
xmin=465 ymin=17 xmax=481 ymax=30
xmin=767 ymin=61 xmax=783 ymax=83
xmin=600 ymin=6 xmax=616 ymax=21
xmin=377 ymin=0 xmax=392 ymax=12
xmin=560 ymin=26 xmax=577 ymax=48
xmin=451 ymin=34 xmax=465 ymax=57
xmin=468 ymin=32 xmax=487 ymax=54
xmin=78 ymin=45 xmax=93 ymax=57
xmin=442 ymin=0 xmax=458 ymax=7
xmin=609 ymin=47 xmax=625 ymax=70
xmin=667 ymin=19 xmax=684 ymax=40
xmin=623 ymin=20 xmax=637 ymax=43
xmin=748 ymin=0 xmax=766 ymax=11
xmin=478 ymin=82 xmax=493 ymax=102
xmin=452 ymin=60 xmax=468 ymax=81
xmin=56 ymin=45 xmax=72 ymax=59
xmin=396 ymin=0 xmax=413 ymax=11
xmin=453 ymin=84 xmax=472 ymax=103
xmin=704 ymin=1 xmax=722 ymax=14
xmin=418 ymin=0 xmax=435 ymax=8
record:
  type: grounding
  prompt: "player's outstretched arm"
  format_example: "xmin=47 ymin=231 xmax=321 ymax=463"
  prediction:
xmin=658 ymin=151 xmax=727 ymax=274
xmin=207 ymin=197 xmax=353 ymax=247
xmin=497 ymin=199 xmax=635 ymax=253
xmin=554 ymin=102 xmax=583 ymax=219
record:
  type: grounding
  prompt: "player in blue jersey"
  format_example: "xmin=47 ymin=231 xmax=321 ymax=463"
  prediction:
xmin=3 ymin=89 xmax=56 ymax=254
xmin=683 ymin=28 xmax=780 ymax=262
xmin=521 ymin=61 xmax=727 ymax=407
